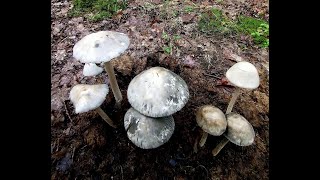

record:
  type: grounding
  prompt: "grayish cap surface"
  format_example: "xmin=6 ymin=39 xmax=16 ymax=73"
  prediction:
xmin=124 ymin=107 xmax=175 ymax=149
xmin=83 ymin=63 xmax=103 ymax=76
xmin=127 ymin=67 xmax=189 ymax=117
xmin=69 ymin=84 xmax=109 ymax=114
xmin=224 ymin=113 xmax=255 ymax=146
xmin=196 ymin=105 xmax=227 ymax=136
xmin=226 ymin=61 xmax=260 ymax=89
xmin=73 ymin=31 xmax=130 ymax=63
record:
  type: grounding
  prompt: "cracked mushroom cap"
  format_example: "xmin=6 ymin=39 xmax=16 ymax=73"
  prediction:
xmin=73 ymin=31 xmax=130 ymax=63
xmin=196 ymin=105 xmax=227 ymax=136
xmin=226 ymin=61 xmax=260 ymax=89
xmin=69 ymin=84 xmax=109 ymax=114
xmin=224 ymin=113 xmax=255 ymax=146
xmin=83 ymin=63 xmax=103 ymax=76
xmin=127 ymin=67 xmax=189 ymax=117
xmin=124 ymin=107 xmax=175 ymax=149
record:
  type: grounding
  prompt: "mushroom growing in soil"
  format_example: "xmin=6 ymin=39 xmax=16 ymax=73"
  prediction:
xmin=196 ymin=105 xmax=227 ymax=147
xmin=225 ymin=61 xmax=260 ymax=114
xmin=212 ymin=112 xmax=255 ymax=156
xmin=69 ymin=84 xmax=116 ymax=128
xmin=124 ymin=107 xmax=175 ymax=149
xmin=83 ymin=63 xmax=103 ymax=77
xmin=73 ymin=31 xmax=130 ymax=106
xmin=127 ymin=67 xmax=189 ymax=118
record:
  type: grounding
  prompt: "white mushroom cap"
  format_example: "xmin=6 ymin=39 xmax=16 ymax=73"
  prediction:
xmin=196 ymin=105 xmax=227 ymax=136
xmin=127 ymin=67 xmax=189 ymax=117
xmin=124 ymin=107 xmax=175 ymax=149
xmin=69 ymin=84 xmax=109 ymax=114
xmin=224 ymin=113 xmax=255 ymax=146
xmin=73 ymin=31 xmax=130 ymax=63
xmin=83 ymin=63 xmax=104 ymax=76
xmin=226 ymin=61 xmax=260 ymax=89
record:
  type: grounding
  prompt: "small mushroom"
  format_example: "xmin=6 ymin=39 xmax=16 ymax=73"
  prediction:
xmin=73 ymin=31 xmax=130 ymax=106
xmin=83 ymin=63 xmax=104 ymax=76
xmin=69 ymin=84 xmax=116 ymax=128
xmin=127 ymin=67 xmax=189 ymax=117
xmin=124 ymin=107 xmax=175 ymax=149
xmin=225 ymin=61 xmax=260 ymax=114
xmin=196 ymin=105 xmax=227 ymax=147
xmin=212 ymin=113 xmax=255 ymax=156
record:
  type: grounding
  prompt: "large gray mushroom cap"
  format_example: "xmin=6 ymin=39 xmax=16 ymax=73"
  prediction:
xmin=124 ymin=107 xmax=175 ymax=149
xmin=224 ymin=113 xmax=255 ymax=146
xmin=69 ymin=84 xmax=109 ymax=114
xmin=73 ymin=31 xmax=130 ymax=64
xmin=196 ymin=105 xmax=227 ymax=136
xmin=226 ymin=61 xmax=260 ymax=89
xmin=127 ymin=67 xmax=189 ymax=117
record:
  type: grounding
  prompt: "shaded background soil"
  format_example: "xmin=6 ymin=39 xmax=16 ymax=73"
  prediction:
xmin=51 ymin=0 xmax=269 ymax=179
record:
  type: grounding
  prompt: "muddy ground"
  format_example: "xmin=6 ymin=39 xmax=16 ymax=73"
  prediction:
xmin=51 ymin=0 xmax=269 ymax=179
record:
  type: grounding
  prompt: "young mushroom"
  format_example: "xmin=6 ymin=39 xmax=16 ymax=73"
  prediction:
xmin=196 ymin=105 xmax=227 ymax=147
xmin=124 ymin=107 xmax=175 ymax=149
xmin=127 ymin=67 xmax=189 ymax=118
xmin=73 ymin=31 xmax=130 ymax=106
xmin=225 ymin=61 xmax=260 ymax=114
xmin=69 ymin=84 xmax=116 ymax=128
xmin=83 ymin=63 xmax=103 ymax=77
xmin=212 ymin=112 xmax=255 ymax=156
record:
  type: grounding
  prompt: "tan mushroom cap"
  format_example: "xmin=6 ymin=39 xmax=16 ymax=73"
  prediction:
xmin=127 ymin=67 xmax=189 ymax=117
xmin=69 ymin=84 xmax=109 ymax=114
xmin=224 ymin=113 xmax=255 ymax=146
xmin=124 ymin=107 xmax=175 ymax=149
xmin=73 ymin=31 xmax=130 ymax=63
xmin=226 ymin=61 xmax=260 ymax=89
xmin=196 ymin=105 xmax=227 ymax=136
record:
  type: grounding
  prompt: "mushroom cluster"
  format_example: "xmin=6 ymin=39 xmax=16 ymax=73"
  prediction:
xmin=124 ymin=67 xmax=190 ymax=149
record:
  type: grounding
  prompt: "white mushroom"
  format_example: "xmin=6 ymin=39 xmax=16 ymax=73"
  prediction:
xmin=196 ymin=105 xmax=227 ymax=147
xmin=83 ymin=63 xmax=103 ymax=76
xmin=127 ymin=67 xmax=189 ymax=117
xmin=212 ymin=113 xmax=255 ymax=156
xmin=69 ymin=84 xmax=116 ymax=128
xmin=73 ymin=31 xmax=130 ymax=106
xmin=225 ymin=61 xmax=260 ymax=114
xmin=124 ymin=107 xmax=175 ymax=149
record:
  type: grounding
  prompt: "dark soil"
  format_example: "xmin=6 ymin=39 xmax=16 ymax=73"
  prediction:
xmin=51 ymin=0 xmax=269 ymax=179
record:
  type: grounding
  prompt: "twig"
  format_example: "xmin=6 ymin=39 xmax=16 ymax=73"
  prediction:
xmin=203 ymin=73 xmax=221 ymax=79
xmin=63 ymin=100 xmax=73 ymax=122
xmin=120 ymin=165 xmax=124 ymax=180
xmin=196 ymin=165 xmax=209 ymax=179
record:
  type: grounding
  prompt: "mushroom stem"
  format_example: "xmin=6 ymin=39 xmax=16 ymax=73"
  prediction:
xmin=226 ymin=87 xmax=241 ymax=114
xmin=212 ymin=137 xmax=229 ymax=156
xmin=104 ymin=61 xmax=122 ymax=107
xmin=95 ymin=107 xmax=117 ymax=128
xmin=199 ymin=130 xmax=208 ymax=147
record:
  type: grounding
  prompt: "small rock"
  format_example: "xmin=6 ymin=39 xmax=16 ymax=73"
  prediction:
xmin=169 ymin=159 xmax=177 ymax=167
xmin=111 ymin=55 xmax=134 ymax=76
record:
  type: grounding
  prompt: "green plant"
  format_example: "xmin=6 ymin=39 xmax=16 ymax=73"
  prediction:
xmin=163 ymin=45 xmax=173 ymax=54
xmin=69 ymin=0 xmax=127 ymax=21
xmin=184 ymin=6 xmax=194 ymax=13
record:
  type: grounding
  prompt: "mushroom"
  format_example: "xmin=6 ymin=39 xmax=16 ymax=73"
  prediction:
xmin=73 ymin=31 xmax=130 ymax=106
xmin=124 ymin=107 xmax=175 ymax=149
xmin=212 ymin=112 xmax=255 ymax=156
xmin=69 ymin=84 xmax=116 ymax=128
xmin=127 ymin=67 xmax=189 ymax=118
xmin=83 ymin=63 xmax=103 ymax=76
xmin=225 ymin=61 xmax=260 ymax=114
xmin=196 ymin=105 xmax=227 ymax=147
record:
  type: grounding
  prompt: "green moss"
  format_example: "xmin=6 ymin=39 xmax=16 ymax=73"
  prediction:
xmin=69 ymin=0 xmax=127 ymax=21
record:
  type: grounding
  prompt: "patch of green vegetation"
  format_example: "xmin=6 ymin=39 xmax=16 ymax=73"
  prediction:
xmin=198 ymin=8 xmax=269 ymax=48
xmin=161 ymin=32 xmax=181 ymax=54
xmin=184 ymin=6 xmax=195 ymax=13
xmin=69 ymin=0 xmax=127 ymax=22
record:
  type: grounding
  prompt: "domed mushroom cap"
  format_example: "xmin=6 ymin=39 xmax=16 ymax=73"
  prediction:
xmin=83 ymin=63 xmax=103 ymax=76
xmin=127 ymin=67 xmax=189 ymax=117
xmin=196 ymin=105 xmax=227 ymax=136
xmin=124 ymin=107 xmax=175 ymax=149
xmin=224 ymin=113 xmax=255 ymax=146
xmin=73 ymin=31 xmax=130 ymax=63
xmin=226 ymin=61 xmax=260 ymax=89
xmin=69 ymin=84 xmax=109 ymax=114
